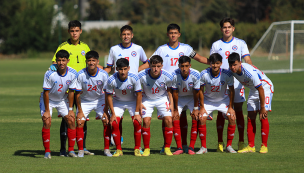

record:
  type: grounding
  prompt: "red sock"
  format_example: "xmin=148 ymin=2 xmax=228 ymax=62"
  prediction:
xmin=216 ymin=112 xmax=225 ymax=143
xmin=162 ymin=120 xmax=165 ymax=145
xmin=103 ymin=124 xmax=111 ymax=149
xmin=261 ymin=118 xmax=269 ymax=147
xmin=173 ymin=120 xmax=183 ymax=149
xmin=164 ymin=127 xmax=173 ymax=148
xmin=132 ymin=116 xmax=142 ymax=149
xmin=189 ymin=120 xmax=198 ymax=149
xmin=180 ymin=115 xmax=188 ymax=145
xmin=119 ymin=117 xmax=123 ymax=138
xmin=111 ymin=117 xmax=121 ymax=150
xmin=142 ymin=127 xmax=150 ymax=149
xmin=247 ymin=118 xmax=256 ymax=147
xmin=198 ymin=124 xmax=207 ymax=148
xmin=42 ymin=127 xmax=50 ymax=153
xmin=236 ymin=111 xmax=245 ymax=142
xmin=227 ymin=124 xmax=236 ymax=147
xmin=76 ymin=127 xmax=84 ymax=150
xmin=67 ymin=128 xmax=76 ymax=152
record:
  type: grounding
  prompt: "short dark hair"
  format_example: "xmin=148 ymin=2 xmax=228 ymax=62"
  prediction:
xmin=220 ymin=17 xmax=235 ymax=28
xmin=150 ymin=55 xmax=163 ymax=64
xmin=120 ymin=25 xmax=133 ymax=33
xmin=68 ymin=20 xmax=81 ymax=30
xmin=178 ymin=56 xmax=191 ymax=64
xmin=86 ymin=50 xmax=99 ymax=60
xmin=228 ymin=52 xmax=241 ymax=65
xmin=167 ymin=23 xmax=180 ymax=33
xmin=209 ymin=53 xmax=222 ymax=63
xmin=116 ymin=58 xmax=129 ymax=68
xmin=56 ymin=50 xmax=69 ymax=60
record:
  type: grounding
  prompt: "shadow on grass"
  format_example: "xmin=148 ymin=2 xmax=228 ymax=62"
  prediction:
xmin=14 ymin=150 xmax=57 ymax=158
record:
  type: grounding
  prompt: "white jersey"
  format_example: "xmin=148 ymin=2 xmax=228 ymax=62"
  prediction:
xmin=76 ymin=67 xmax=109 ymax=101
xmin=106 ymin=72 xmax=142 ymax=102
xmin=43 ymin=67 xmax=77 ymax=102
xmin=107 ymin=43 xmax=148 ymax=74
xmin=138 ymin=69 xmax=173 ymax=100
xmin=231 ymin=63 xmax=274 ymax=92
xmin=171 ymin=68 xmax=200 ymax=97
xmin=200 ymin=68 xmax=234 ymax=102
xmin=151 ymin=42 xmax=195 ymax=72
xmin=210 ymin=37 xmax=250 ymax=70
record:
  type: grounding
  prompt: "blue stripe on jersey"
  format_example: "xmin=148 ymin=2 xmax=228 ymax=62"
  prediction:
xmin=190 ymin=70 xmax=200 ymax=79
xmin=107 ymin=74 xmax=116 ymax=84
xmin=244 ymin=68 xmax=252 ymax=78
xmin=138 ymin=69 xmax=148 ymax=79
xmin=107 ymin=63 xmax=113 ymax=66
xmin=76 ymin=69 xmax=85 ymax=78
xmin=43 ymin=87 xmax=51 ymax=90
xmin=222 ymin=69 xmax=233 ymax=77
xmin=45 ymin=70 xmax=55 ymax=79
xmin=257 ymin=73 xmax=262 ymax=80
xmin=69 ymin=88 xmax=76 ymax=91
xmin=255 ymin=83 xmax=262 ymax=88
xmin=135 ymin=89 xmax=142 ymax=92
xmin=162 ymin=70 xmax=173 ymax=80
xmin=129 ymin=72 xmax=139 ymax=81
xmin=76 ymin=89 xmax=82 ymax=92
xmin=167 ymin=42 xmax=180 ymax=50
xmin=242 ymin=54 xmax=250 ymax=58
xmin=99 ymin=69 xmax=109 ymax=78
xmin=68 ymin=67 xmax=77 ymax=75
xmin=200 ymin=69 xmax=209 ymax=77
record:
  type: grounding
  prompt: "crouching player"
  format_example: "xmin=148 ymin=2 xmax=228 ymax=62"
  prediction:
xmin=40 ymin=50 xmax=78 ymax=159
xmin=193 ymin=53 xmax=237 ymax=154
xmin=171 ymin=56 xmax=200 ymax=155
xmin=138 ymin=55 xmax=174 ymax=156
xmin=228 ymin=53 xmax=273 ymax=153
xmin=106 ymin=58 xmax=143 ymax=157
xmin=75 ymin=51 xmax=111 ymax=157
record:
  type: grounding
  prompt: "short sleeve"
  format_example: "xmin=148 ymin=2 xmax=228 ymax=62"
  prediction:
xmin=200 ymin=72 xmax=206 ymax=86
xmin=43 ymin=72 xmax=52 ymax=90
xmin=166 ymin=76 xmax=173 ymax=88
xmin=69 ymin=75 xmax=77 ymax=90
xmin=252 ymin=72 xmax=262 ymax=89
xmin=185 ymin=45 xmax=194 ymax=56
xmin=106 ymin=78 xmax=114 ymax=94
xmin=171 ymin=73 xmax=178 ymax=90
xmin=133 ymin=76 xmax=142 ymax=92
xmin=227 ymin=75 xmax=234 ymax=87
xmin=75 ymin=75 xmax=82 ymax=91
xmin=107 ymin=48 xmax=114 ymax=67
xmin=193 ymin=76 xmax=200 ymax=90
xmin=241 ymin=41 xmax=250 ymax=58
xmin=102 ymin=73 xmax=109 ymax=91
xmin=210 ymin=43 xmax=216 ymax=55
xmin=139 ymin=47 xmax=148 ymax=63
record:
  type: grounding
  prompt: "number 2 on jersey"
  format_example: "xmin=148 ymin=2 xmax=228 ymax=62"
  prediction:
xmin=87 ymin=85 xmax=97 ymax=91
xmin=58 ymin=84 xmax=63 ymax=92
xmin=211 ymin=86 xmax=220 ymax=92
xmin=170 ymin=58 xmax=178 ymax=66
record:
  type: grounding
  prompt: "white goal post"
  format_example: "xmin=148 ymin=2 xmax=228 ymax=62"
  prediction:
xmin=250 ymin=20 xmax=304 ymax=73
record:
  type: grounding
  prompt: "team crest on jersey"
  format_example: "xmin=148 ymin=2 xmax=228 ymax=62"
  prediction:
xmin=188 ymin=82 xmax=194 ymax=87
xmin=179 ymin=52 xmax=184 ymax=57
xmin=131 ymin=51 xmax=137 ymax=57
xmin=127 ymin=84 xmax=133 ymax=89
xmin=97 ymin=80 xmax=102 ymax=85
xmin=81 ymin=50 xmax=86 ymax=56
xmin=232 ymin=45 xmax=238 ymax=51
xmin=142 ymin=110 xmax=146 ymax=115
xmin=220 ymin=81 xmax=225 ymax=85
xmin=159 ymin=82 xmax=165 ymax=87
xmin=66 ymin=80 xmax=71 ymax=85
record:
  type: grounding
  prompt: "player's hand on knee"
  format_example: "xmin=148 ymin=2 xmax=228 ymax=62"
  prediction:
xmin=133 ymin=115 xmax=142 ymax=124
xmin=76 ymin=112 xmax=85 ymax=124
xmin=192 ymin=109 xmax=199 ymax=119
xmin=259 ymin=107 xmax=268 ymax=120
xmin=227 ymin=108 xmax=236 ymax=121
xmin=110 ymin=114 xmax=117 ymax=125
xmin=42 ymin=111 xmax=51 ymax=121
xmin=172 ymin=110 xmax=179 ymax=120
xmin=49 ymin=64 xmax=57 ymax=71
xmin=68 ymin=110 xmax=75 ymax=120
xmin=101 ymin=113 xmax=109 ymax=124
xmin=199 ymin=108 xmax=207 ymax=120
xmin=141 ymin=104 xmax=146 ymax=110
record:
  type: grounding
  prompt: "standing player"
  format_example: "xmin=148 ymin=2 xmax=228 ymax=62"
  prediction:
xmin=190 ymin=53 xmax=236 ymax=154
xmin=151 ymin=23 xmax=209 ymax=153
xmin=210 ymin=17 xmax=253 ymax=152
xmin=106 ymin=58 xmax=143 ymax=157
xmin=228 ymin=53 xmax=273 ymax=154
xmin=40 ymin=50 xmax=78 ymax=159
xmin=171 ymin=56 xmax=200 ymax=155
xmin=74 ymin=51 xmax=111 ymax=157
xmin=138 ymin=55 xmax=174 ymax=156
xmin=49 ymin=20 xmax=94 ymax=156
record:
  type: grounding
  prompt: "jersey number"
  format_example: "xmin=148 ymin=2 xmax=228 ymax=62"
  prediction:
xmin=183 ymin=87 xmax=187 ymax=92
xmin=170 ymin=58 xmax=178 ymax=66
xmin=240 ymin=88 xmax=244 ymax=97
xmin=58 ymin=84 xmax=63 ymax=92
xmin=87 ymin=85 xmax=97 ymax=91
xmin=151 ymin=87 xmax=159 ymax=94
xmin=225 ymin=51 xmax=230 ymax=59
xmin=211 ymin=86 xmax=220 ymax=92
xmin=122 ymin=89 xmax=127 ymax=95
xmin=265 ymin=96 xmax=270 ymax=104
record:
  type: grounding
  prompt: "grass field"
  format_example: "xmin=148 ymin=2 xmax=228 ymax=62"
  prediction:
xmin=0 ymin=58 xmax=304 ymax=172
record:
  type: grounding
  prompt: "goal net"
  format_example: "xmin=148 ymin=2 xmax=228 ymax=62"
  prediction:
xmin=250 ymin=20 xmax=304 ymax=73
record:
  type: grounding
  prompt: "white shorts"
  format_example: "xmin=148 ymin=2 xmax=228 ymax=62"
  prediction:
xmin=177 ymin=96 xmax=195 ymax=115
xmin=142 ymin=97 xmax=172 ymax=118
xmin=39 ymin=92 xmax=68 ymax=117
xmin=229 ymin=78 xmax=246 ymax=103
xmin=247 ymin=88 xmax=273 ymax=112
xmin=111 ymin=100 xmax=137 ymax=118
xmin=76 ymin=98 xmax=106 ymax=120
xmin=203 ymin=97 xmax=230 ymax=120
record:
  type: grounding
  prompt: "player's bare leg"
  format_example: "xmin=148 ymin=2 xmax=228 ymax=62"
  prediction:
xmin=226 ymin=114 xmax=237 ymax=153
xmin=180 ymin=110 xmax=188 ymax=152
xmin=238 ymin=111 xmax=257 ymax=153
xmin=64 ymin=115 xmax=77 ymax=157
xmin=234 ymin=102 xmax=245 ymax=150
xmin=216 ymin=112 xmax=225 ymax=152
xmin=196 ymin=115 xmax=208 ymax=154
xmin=172 ymin=113 xmax=183 ymax=155
xmin=42 ymin=115 xmax=52 ymax=159
xmin=142 ymin=117 xmax=151 ymax=156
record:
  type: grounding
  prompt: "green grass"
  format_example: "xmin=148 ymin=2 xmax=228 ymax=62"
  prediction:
xmin=0 ymin=58 xmax=304 ymax=172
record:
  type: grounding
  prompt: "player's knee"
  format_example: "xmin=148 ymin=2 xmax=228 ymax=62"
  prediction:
xmin=133 ymin=119 xmax=140 ymax=127
xmin=228 ymin=118 xmax=236 ymax=126
xmin=77 ymin=120 xmax=85 ymax=128
xmin=43 ymin=120 xmax=51 ymax=129
xmin=247 ymin=111 xmax=257 ymax=120
xmin=199 ymin=117 xmax=206 ymax=125
xmin=163 ymin=117 xmax=172 ymax=126
xmin=143 ymin=118 xmax=150 ymax=128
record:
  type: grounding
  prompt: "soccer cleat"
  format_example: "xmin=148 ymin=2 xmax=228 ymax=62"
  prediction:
xmin=238 ymin=145 xmax=256 ymax=153
xmin=238 ymin=141 xmax=245 ymax=151
xmin=68 ymin=151 xmax=77 ymax=157
xmin=142 ymin=148 xmax=150 ymax=156
xmin=173 ymin=148 xmax=184 ymax=155
xmin=217 ymin=142 xmax=224 ymax=152
xmin=44 ymin=152 xmax=51 ymax=159
xmin=112 ymin=150 xmax=123 ymax=157
xmin=226 ymin=146 xmax=237 ymax=153
xmin=59 ymin=150 xmax=67 ymax=157
xmin=104 ymin=149 xmax=112 ymax=157
xmin=188 ymin=147 xmax=195 ymax=155
xmin=164 ymin=147 xmax=173 ymax=156
xmin=78 ymin=150 xmax=84 ymax=157
xmin=134 ymin=149 xmax=142 ymax=156
xmin=182 ymin=145 xmax=188 ymax=153
xmin=196 ymin=147 xmax=208 ymax=154
xmin=84 ymin=148 xmax=94 ymax=155
xmin=259 ymin=144 xmax=268 ymax=154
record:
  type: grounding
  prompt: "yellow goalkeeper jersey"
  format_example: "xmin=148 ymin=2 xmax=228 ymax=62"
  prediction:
xmin=52 ymin=39 xmax=90 ymax=72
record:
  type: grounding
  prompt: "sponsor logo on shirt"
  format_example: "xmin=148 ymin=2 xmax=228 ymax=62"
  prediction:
xmin=97 ymin=80 xmax=102 ymax=85
xmin=131 ymin=51 xmax=137 ymax=57
xmin=179 ymin=52 xmax=184 ymax=57
xmin=232 ymin=45 xmax=238 ymax=51
xmin=66 ymin=80 xmax=71 ymax=85
xmin=165 ymin=54 xmax=169 ymax=57
xmin=81 ymin=50 xmax=86 ymax=56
